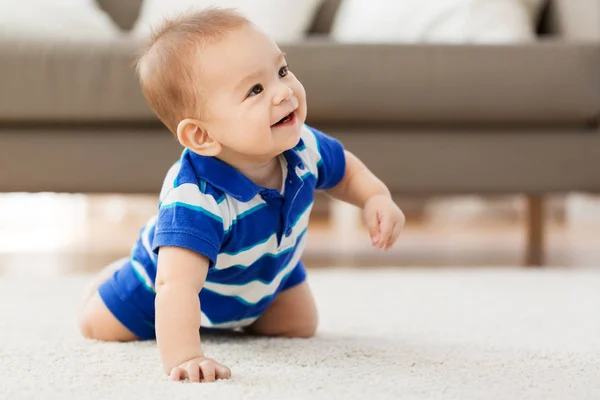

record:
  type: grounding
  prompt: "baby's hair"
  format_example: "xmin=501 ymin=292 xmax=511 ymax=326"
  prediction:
xmin=136 ymin=7 xmax=251 ymax=135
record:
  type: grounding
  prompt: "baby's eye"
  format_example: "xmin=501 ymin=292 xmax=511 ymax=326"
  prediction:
xmin=247 ymin=84 xmax=264 ymax=97
xmin=278 ymin=65 xmax=289 ymax=78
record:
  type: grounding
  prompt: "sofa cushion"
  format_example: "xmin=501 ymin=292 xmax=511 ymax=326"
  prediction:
xmin=0 ymin=37 xmax=154 ymax=122
xmin=0 ymin=38 xmax=597 ymax=126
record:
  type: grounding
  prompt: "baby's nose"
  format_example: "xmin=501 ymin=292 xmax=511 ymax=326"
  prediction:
xmin=273 ymin=85 xmax=293 ymax=105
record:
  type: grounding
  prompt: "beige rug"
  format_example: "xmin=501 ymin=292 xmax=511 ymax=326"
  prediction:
xmin=1 ymin=267 xmax=599 ymax=400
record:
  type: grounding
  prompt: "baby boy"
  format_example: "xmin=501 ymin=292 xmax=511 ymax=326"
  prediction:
xmin=77 ymin=7 xmax=405 ymax=383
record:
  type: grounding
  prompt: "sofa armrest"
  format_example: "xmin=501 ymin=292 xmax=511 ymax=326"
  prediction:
xmin=546 ymin=0 xmax=600 ymax=41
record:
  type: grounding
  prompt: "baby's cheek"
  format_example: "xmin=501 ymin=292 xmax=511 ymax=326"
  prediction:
xmin=296 ymin=104 xmax=308 ymax=126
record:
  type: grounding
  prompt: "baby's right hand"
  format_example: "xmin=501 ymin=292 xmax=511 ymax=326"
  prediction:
xmin=169 ymin=356 xmax=231 ymax=383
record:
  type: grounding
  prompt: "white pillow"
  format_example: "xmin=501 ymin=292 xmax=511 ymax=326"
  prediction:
xmin=132 ymin=0 xmax=324 ymax=43
xmin=0 ymin=0 xmax=120 ymax=40
xmin=331 ymin=0 xmax=543 ymax=44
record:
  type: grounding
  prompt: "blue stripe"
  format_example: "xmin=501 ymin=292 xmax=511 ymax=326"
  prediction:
xmin=289 ymin=202 xmax=313 ymax=228
xmin=160 ymin=202 xmax=222 ymax=222
xmin=202 ymin=267 xmax=297 ymax=307
xmin=207 ymin=229 xmax=307 ymax=284
xmin=224 ymin=203 xmax=268 ymax=234
xmin=220 ymin=206 xmax=276 ymax=254
xmin=132 ymin=239 xmax=156 ymax=271
xmin=206 ymin=248 xmax=294 ymax=285
xmin=293 ymin=141 xmax=306 ymax=151
xmin=200 ymin=263 xmax=305 ymax=324
xmin=220 ymin=192 xmax=313 ymax=255
xmin=131 ymin=259 xmax=155 ymax=293
xmin=222 ymin=232 xmax=272 ymax=256
xmin=237 ymin=203 xmax=267 ymax=219
xmin=300 ymin=171 xmax=314 ymax=180
xmin=199 ymin=289 xmax=273 ymax=324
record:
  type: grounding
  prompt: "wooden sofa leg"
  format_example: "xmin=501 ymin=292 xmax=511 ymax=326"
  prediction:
xmin=525 ymin=195 xmax=545 ymax=267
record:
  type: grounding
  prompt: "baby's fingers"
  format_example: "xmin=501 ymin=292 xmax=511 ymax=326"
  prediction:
xmin=215 ymin=363 xmax=232 ymax=379
xmin=377 ymin=214 xmax=394 ymax=249
xmin=364 ymin=207 xmax=380 ymax=244
xmin=186 ymin=362 xmax=201 ymax=383
xmin=385 ymin=222 xmax=402 ymax=250
xmin=199 ymin=360 xmax=216 ymax=383
xmin=169 ymin=367 xmax=186 ymax=382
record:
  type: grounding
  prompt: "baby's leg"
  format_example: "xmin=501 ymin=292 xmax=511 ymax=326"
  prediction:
xmin=78 ymin=259 xmax=139 ymax=342
xmin=246 ymin=280 xmax=318 ymax=338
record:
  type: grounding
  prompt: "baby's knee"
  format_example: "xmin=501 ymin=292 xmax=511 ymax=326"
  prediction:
xmin=78 ymin=300 xmax=102 ymax=340
xmin=78 ymin=296 xmax=105 ymax=340
xmin=77 ymin=292 xmax=138 ymax=342
xmin=78 ymin=312 xmax=96 ymax=339
xmin=285 ymin=315 xmax=319 ymax=339
xmin=290 ymin=324 xmax=317 ymax=339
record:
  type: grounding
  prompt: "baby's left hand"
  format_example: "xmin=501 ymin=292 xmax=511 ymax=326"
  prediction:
xmin=362 ymin=194 xmax=405 ymax=250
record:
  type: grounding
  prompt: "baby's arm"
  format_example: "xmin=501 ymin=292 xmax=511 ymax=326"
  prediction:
xmin=327 ymin=150 xmax=405 ymax=249
xmin=155 ymin=246 xmax=231 ymax=382
xmin=326 ymin=150 xmax=390 ymax=209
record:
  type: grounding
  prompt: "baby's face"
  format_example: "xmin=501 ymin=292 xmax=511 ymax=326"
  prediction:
xmin=196 ymin=24 xmax=307 ymax=160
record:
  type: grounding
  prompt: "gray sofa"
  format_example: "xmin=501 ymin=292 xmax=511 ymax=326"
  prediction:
xmin=0 ymin=0 xmax=598 ymax=265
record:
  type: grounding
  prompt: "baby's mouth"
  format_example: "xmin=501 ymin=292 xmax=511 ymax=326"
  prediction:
xmin=271 ymin=111 xmax=296 ymax=127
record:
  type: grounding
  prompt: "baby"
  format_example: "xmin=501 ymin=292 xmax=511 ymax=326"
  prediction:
xmin=77 ymin=7 xmax=405 ymax=383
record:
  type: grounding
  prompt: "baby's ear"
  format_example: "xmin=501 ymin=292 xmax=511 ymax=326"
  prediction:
xmin=176 ymin=118 xmax=222 ymax=156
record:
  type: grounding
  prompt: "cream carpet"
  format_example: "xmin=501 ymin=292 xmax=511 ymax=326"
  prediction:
xmin=1 ymin=267 xmax=599 ymax=400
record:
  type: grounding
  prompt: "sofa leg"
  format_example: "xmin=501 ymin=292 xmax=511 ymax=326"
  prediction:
xmin=525 ymin=195 xmax=545 ymax=267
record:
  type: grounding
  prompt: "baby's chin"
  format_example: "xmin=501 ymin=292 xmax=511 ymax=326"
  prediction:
xmin=270 ymin=127 xmax=302 ymax=155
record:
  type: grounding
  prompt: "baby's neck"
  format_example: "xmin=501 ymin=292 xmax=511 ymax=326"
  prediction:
xmin=228 ymin=156 xmax=283 ymax=191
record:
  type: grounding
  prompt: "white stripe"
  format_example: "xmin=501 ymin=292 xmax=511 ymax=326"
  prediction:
xmin=298 ymin=124 xmax=321 ymax=177
xmin=215 ymin=234 xmax=278 ymax=271
xmin=296 ymin=148 xmax=318 ymax=177
xmin=200 ymin=311 xmax=258 ymax=329
xmin=141 ymin=215 xmax=158 ymax=262
xmin=160 ymin=183 xmax=222 ymax=222
xmin=222 ymin=195 xmax=266 ymax=232
xmin=159 ymin=161 xmax=182 ymax=202
xmin=204 ymin=235 xmax=307 ymax=305
xmin=297 ymin=166 xmax=313 ymax=180
xmin=214 ymin=203 xmax=312 ymax=270
xmin=131 ymin=259 xmax=155 ymax=292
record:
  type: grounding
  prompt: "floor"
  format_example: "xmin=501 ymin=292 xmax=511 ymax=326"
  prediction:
xmin=0 ymin=192 xmax=598 ymax=277
xmin=2 ymin=193 xmax=599 ymax=399
xmin=3 ymin=267 xmax=599 ymax=400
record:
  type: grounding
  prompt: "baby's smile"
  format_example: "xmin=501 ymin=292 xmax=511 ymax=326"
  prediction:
xmin=271 ymin=110 xmax=297 ymax=128
xmin=270 ymin=95 xmax=300 ymax=129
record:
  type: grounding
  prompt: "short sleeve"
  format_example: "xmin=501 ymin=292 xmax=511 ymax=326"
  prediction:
xmin=152 ymin=183 xmax=225 ymax=267
xmin=302 ymin=125 xmax=347 ymax=190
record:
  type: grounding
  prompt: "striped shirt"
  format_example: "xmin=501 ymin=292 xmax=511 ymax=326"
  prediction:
xmin=127 ymin=124 xmax=346 ymax=329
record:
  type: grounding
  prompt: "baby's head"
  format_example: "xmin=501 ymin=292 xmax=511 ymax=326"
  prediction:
xmin=136 ymin=8 xmax=307 ymax=163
